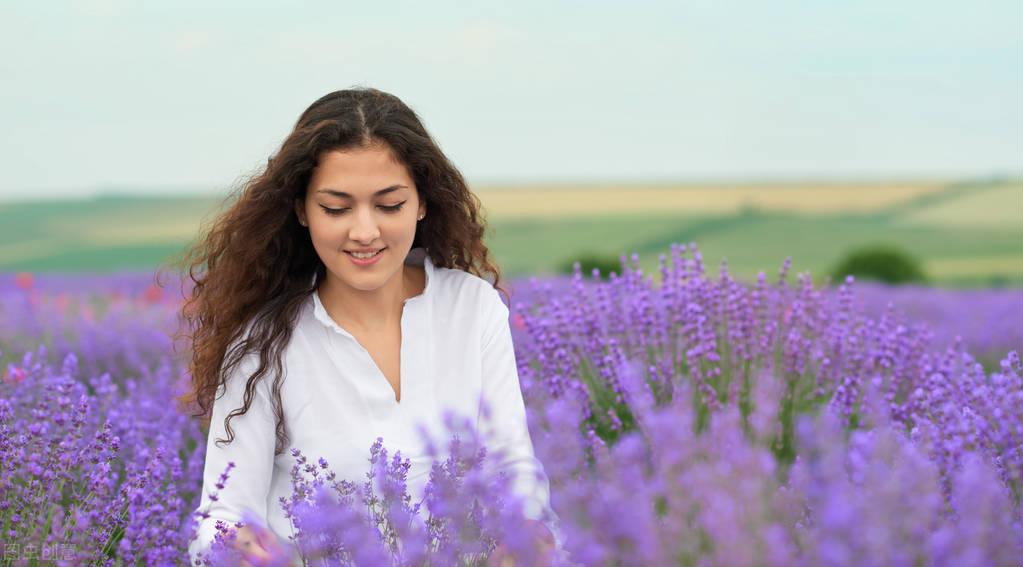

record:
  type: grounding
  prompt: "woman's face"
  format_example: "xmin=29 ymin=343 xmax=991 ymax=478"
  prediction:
xmin=296 ymin=143 xmax=425 ymax=296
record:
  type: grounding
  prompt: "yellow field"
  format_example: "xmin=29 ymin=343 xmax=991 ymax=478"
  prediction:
xmin=925 ymin=255 xmax=1023 ymax=278
xmin=896 ymin=183 xmax=1023 ymax=229
xmin=475 ymin=181 xmax=947 ymax=219
xmin=53 ymin=214 xmax=209 ymax=247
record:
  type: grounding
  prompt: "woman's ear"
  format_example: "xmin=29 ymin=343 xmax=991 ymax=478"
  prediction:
xmin=417 ymin=202 xmax=426 ymax=222
xmin=294 ymin=199 xmax=308 ymax=227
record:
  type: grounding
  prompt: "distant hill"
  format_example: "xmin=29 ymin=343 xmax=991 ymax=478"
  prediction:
xmin=1 ymin=179 xmax=1020 ymax=287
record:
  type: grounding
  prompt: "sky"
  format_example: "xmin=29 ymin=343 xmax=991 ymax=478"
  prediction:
xmin=0 ymin=0 xmax=1021 ymax=200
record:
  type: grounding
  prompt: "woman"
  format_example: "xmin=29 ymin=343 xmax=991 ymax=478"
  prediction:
xmin=180 ymin=88 xmax=555 ymax=564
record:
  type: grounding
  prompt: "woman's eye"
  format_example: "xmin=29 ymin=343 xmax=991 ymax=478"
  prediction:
xmin=379 ymin=201 xmax=406 ymax=213
xmin=319 ymin=201 xmax=405 ymax=215
xmin=320 ymin=205 xmax=348 ymax=215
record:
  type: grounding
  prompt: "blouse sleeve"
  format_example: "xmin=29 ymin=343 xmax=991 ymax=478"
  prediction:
xmin=477 ymin=287 xmax=557 ymax=528
xmin=187 ymin=354 xmax=277 ymax=563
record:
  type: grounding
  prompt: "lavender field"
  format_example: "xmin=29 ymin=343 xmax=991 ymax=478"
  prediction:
xmin=1 ymin=245 xmax=1022 ymax=566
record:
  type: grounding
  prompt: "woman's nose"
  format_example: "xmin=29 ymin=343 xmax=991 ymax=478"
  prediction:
xmin=349 ymin=208 xmax=380 ymax=243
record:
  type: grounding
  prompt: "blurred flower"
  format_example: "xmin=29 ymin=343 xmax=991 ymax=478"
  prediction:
xmin=14 ymin=271 xmax=34 ymax=290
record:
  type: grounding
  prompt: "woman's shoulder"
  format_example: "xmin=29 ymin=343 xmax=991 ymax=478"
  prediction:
xmin=410 ymin=247 xmax=497 ymax=303
xmin=429 ymin=263 xmax=502 ymax=307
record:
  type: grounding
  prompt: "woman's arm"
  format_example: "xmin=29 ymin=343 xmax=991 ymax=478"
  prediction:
xmin=477 ymin=287 xmax=559 ymax=537
xmin=187 ymin=355 xmax=279 ymax=564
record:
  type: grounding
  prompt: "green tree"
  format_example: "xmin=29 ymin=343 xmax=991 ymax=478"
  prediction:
xmin=830 ymin=243 xmax=926 ymax=284
xmin=559 ymin=252 xmax=622 ymax=279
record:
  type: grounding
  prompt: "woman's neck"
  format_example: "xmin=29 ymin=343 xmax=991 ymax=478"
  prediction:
xmin=317 ymin=265 xmax=425 ymax=333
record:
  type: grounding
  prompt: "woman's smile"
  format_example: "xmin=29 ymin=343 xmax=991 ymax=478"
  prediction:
xmin=295 ymin=143 xmax=425 ymax=296
xmin=345 ymin=247 xmax=386 ymax=265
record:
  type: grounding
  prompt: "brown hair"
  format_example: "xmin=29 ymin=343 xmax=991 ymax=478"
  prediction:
xmin=172 ymin=87 xmax=502 ymax=454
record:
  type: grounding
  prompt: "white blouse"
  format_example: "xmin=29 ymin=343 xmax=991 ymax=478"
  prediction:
xmin=188 ymin=248 xmax=553 ymax=562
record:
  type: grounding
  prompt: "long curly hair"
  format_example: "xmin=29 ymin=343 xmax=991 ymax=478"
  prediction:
xmin=172 ymin=87 xmax=502 ymax=455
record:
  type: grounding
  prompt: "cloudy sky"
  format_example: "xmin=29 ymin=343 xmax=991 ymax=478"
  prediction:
xmin=1 ymin=0 xmax=1020 ymax=200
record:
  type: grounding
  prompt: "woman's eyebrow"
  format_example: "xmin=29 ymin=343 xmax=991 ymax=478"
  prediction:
xmin=316 ymin=185 xmax=408 ymax=198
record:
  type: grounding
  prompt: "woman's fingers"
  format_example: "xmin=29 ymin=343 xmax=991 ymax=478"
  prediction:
xmin=486 ymin=545 xmax=515 ymax=567
xmin=487 ymin=521 xmax=557 ymax=567
xmin=234 ymin=525 xmax=278 ymax=565
xmin=526 ymin=519 xmax=556 ymax=548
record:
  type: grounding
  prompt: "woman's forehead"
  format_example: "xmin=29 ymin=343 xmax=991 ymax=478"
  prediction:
xmin=310 ymin=146 xmax=414 ymax=195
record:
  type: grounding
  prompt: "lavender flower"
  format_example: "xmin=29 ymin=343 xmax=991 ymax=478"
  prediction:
xmin=3 ymin=246 xmax=1023 ymax=565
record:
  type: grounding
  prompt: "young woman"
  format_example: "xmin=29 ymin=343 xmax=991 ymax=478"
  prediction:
xmin=180 ymin=88 xmax=555 ymax=564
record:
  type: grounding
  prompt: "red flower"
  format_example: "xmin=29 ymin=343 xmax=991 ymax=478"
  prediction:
xmin=14 ymin=272 xmax=34 ymax=290
xmin=512 ymin=313 xmax=527 ymax=330
xmin=142 ymin=285 xmax=163 ymax=304
xmin=4 ymin=366 xmax=27 ymax=384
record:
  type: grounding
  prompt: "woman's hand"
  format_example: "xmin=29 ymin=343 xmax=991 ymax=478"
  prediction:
xmin=486 ymin=519 xmax=557 ymax=567
xmin=233 ymin=525 xmax=300 ymax=567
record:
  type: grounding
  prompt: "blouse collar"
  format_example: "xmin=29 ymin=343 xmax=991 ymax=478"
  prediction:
xmin=311 ymin=247 xmax=434 ymax=334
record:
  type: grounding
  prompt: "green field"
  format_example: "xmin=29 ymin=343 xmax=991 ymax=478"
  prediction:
xmin=1 ymin=178 xmax=1021 ymax=287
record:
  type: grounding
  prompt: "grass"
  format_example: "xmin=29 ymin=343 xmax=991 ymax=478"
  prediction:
xmin=0 ymin=194 xmax=215 ymax=269
xmin=491 ymin=206 xmax=1023 ymax=286
xmin=0 ymin=179 xmax=1020 ymax=287
xmin=6 ymin=244 xmax=191 ymax=272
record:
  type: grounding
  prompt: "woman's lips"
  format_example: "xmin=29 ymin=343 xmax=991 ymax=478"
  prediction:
xmin=344 ymin=248 xmax=385 ymax=266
